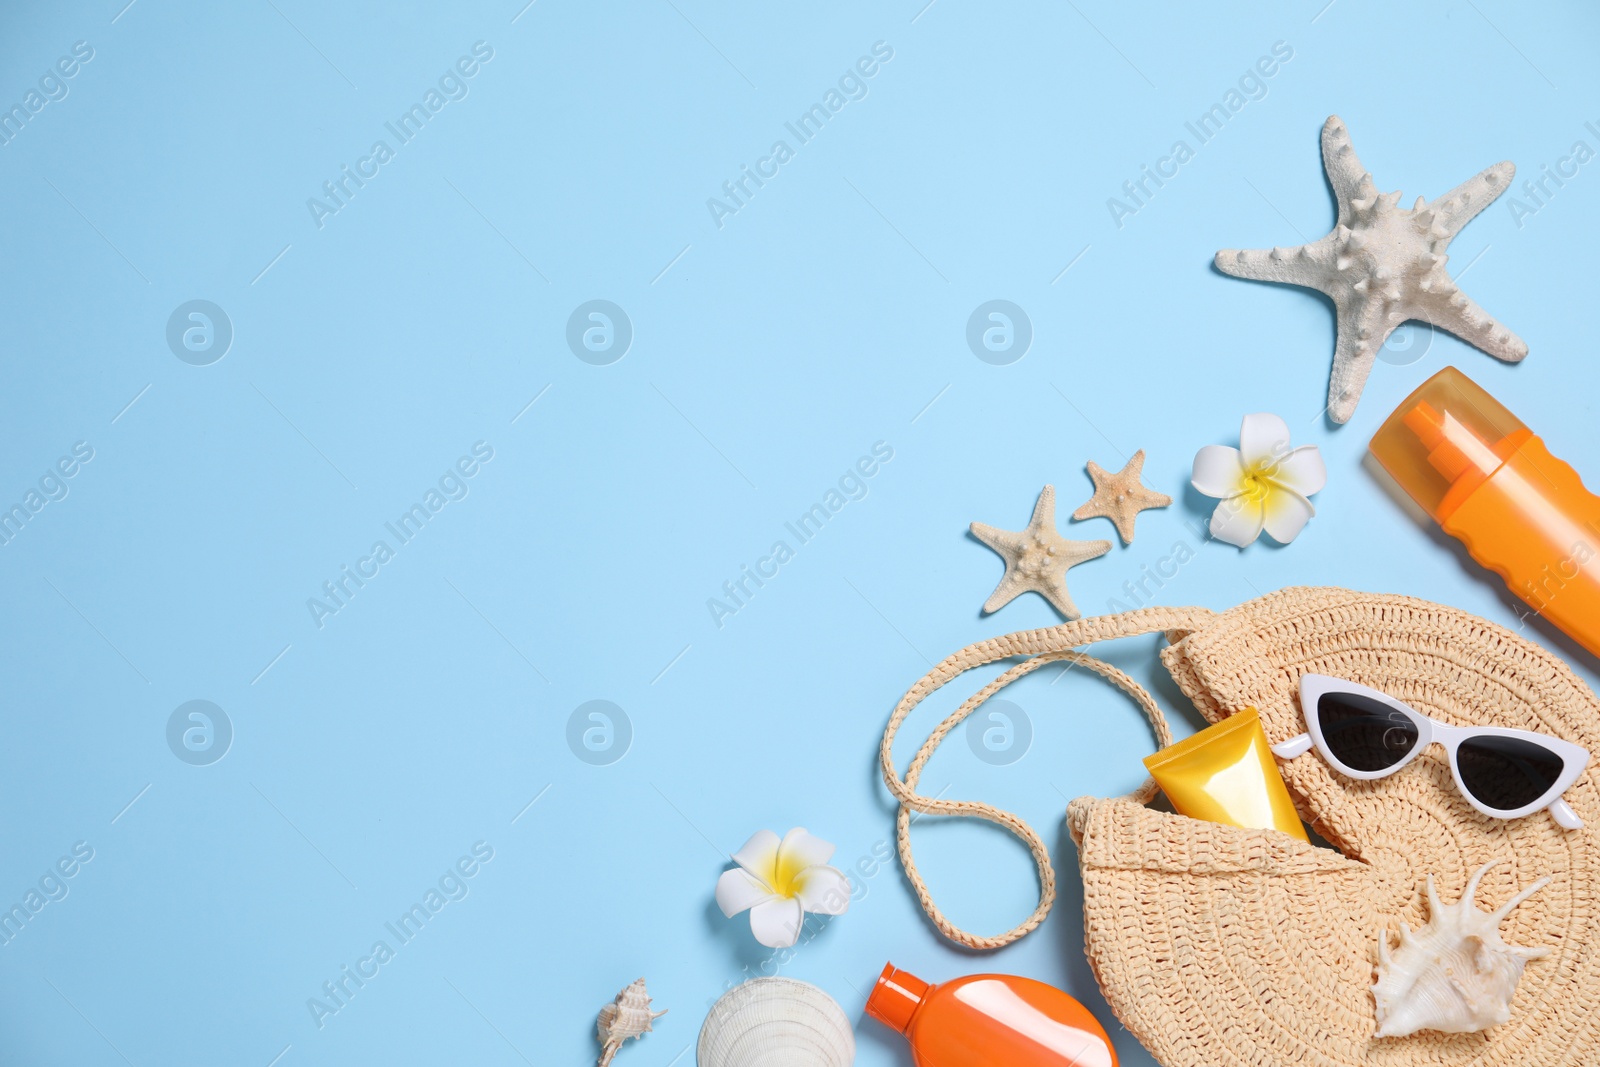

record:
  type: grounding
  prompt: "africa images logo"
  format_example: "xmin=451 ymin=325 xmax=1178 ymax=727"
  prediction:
xmin=0 ymin=842 xmax=94 ymax=948
xmin=165 ymin=300 xmax=233 ymax=365
xmin=306 ymin=42 xmax=495 ymax=229
xmin=306 ymin=842 xmax=494 ymax=1030
xmin=0 ymin=441 xmax=94 ymax=548
xmin=565 ymin=301 xmax=633 ymax=365
xmin=0 ymin=40 xmax=94 ymax=148
xmin=966 ymin=301 xmax=1032 ymax=365
xmin=1105 ymin=40 xmax=1294 ymax=229
xmin=166 ymin=701 xmax=233 ymax=766
xmin=306 ymin=442 xmax=494 ymax=629
xmin=705 ymin=41 xmax=894 ymax=230
xmin=706 ymin=441 xmax=893 ymax=629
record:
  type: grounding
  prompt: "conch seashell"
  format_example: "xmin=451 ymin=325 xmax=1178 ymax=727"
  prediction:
xmin=1373 ymin=860 xmax=1552 ymax=1038
xmin=596 ymin=978 xmax=666 ymax=1067
xmin=698 ymin=977 xmax=854 ymax=1067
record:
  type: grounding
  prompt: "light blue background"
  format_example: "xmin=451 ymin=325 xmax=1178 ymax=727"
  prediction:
xmin=2 ymin=1 xmax=1597 ymax=1064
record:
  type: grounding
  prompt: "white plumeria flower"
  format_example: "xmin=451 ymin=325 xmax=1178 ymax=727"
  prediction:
xmin=715 ymin=828 xmax=851 ymax=948
xmin=1191 ymin=413 xmax=1327 ymax=548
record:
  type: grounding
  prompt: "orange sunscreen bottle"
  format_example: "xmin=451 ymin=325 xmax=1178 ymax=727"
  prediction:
xmin=866 ymin=963 xmax=1117 ymax=1067
xmin=1142 ymin=707 xmax=1308 ymax=840
xmin=1370 ymin=367 xmax=1600 ymax=659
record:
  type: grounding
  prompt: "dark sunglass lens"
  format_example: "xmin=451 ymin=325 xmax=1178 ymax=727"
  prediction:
xmin=1316 ymin=692 xmax=1420 ymax=772
xmin=1456 ymin=736 xmax=1565 ymax=812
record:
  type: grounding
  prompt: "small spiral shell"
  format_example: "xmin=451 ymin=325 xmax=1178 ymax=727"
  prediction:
xmin=596 ymin=978 xmax=666 ymax=1067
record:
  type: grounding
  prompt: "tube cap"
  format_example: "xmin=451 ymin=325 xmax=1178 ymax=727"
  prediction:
xmin=1369 ymin=367 xmax=1529 ymax=523
xmin=865 ymin=962 xmax=928 ymax=1034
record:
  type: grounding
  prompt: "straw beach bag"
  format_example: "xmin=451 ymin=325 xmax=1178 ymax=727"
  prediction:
xmin=879 ymin=587 xmax=1600 ymax=1066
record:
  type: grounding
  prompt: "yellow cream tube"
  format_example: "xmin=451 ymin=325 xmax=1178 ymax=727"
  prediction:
xmin=1142 ymin=707 xmax=1307 ymax=840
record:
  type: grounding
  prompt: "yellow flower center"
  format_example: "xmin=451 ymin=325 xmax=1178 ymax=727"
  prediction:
xmin=1239 ymin=462 xmax=1282 ymax=502
xmin=770 ymin=849 xmax=808 ymax=898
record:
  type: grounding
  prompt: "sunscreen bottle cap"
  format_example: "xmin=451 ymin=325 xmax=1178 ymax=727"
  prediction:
xmin=865 ymin=962 xmax=928 ymax=1034
xmin=1369 ymin=367 xmax=1528 ymax=523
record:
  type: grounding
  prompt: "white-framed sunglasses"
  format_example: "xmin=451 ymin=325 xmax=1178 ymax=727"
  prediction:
xmin=1272 ymin=674 xmax=1589 ymax=830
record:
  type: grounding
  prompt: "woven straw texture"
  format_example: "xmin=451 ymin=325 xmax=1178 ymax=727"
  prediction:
xmin=880 ymin=587 xmax=1600 ymax=1066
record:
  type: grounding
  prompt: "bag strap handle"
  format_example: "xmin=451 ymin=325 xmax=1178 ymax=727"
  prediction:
xmin=878 ymin=606 xmax=1215 ymax=950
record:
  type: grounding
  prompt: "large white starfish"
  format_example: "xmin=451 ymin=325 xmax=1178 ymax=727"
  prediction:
xmin=1215 ymin=115 xmax=1527 ymax=423
xmin=970 ymin=485 xmax=1109 ymax=619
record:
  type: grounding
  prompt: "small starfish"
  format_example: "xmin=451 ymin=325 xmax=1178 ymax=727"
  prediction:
xmin=971 ymin=485 xmax=1110 ymax=619
xmin=1071 ymin=450 xmax=1171 ymax=544
xmin=1215 ymin=115 xmax=1527 ymax=423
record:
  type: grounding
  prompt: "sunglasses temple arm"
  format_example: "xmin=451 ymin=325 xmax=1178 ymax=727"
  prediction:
xmin=1549 ymin=797 xmax=1584 ymax=830
xmin=1272 ymin=733 xmax=1313 ymax=760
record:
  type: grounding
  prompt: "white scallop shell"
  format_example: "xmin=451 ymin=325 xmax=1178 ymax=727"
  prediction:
xmin=1373 ymin=860 xmax=1552 ymax=1038
xmin=697 ymin=978 xmax=854 ymax=1067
